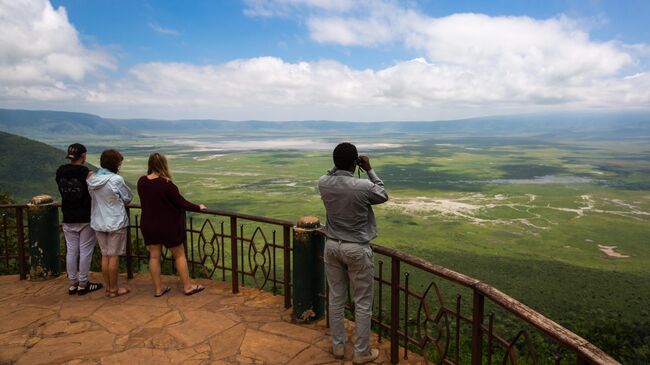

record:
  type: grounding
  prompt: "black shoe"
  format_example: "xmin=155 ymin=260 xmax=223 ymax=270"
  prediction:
xmin=78 ymin=282 xmax=103 ymax=296
xmin=68 ymin=285 xmax=78 ymax=295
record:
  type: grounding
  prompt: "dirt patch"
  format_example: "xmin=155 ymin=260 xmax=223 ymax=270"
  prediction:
xmin=597 ymin=245 xmax=630 ymax=258
xmin=384 ymin=196 xmax=483 ymax=216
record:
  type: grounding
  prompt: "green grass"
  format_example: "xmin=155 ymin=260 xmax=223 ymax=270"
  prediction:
xmin=5 ymin=130 xmax=650 ymax=363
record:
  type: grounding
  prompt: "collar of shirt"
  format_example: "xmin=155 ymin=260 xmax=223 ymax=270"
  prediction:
xmin=328 ymin=168 xmax=354 ymax=177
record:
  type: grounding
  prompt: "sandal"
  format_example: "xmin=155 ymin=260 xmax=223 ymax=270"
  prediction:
xmin=108 ymin=287 xmax=130 ymax=298
xmin=155 ymin=286 xmax=171 ymax=297
xmin=184 ymin=285 xmax=205 ymax=296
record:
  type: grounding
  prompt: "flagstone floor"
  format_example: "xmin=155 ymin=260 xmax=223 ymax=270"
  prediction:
xmin=0 ymin=273 xmax=425 ymax=364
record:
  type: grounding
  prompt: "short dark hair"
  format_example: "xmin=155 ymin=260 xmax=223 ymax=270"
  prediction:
xmin=333 ymin=142 xmax=358 ymax=170
xmin=100 ymin=149 xmax=124 ymax=173
xmin=66 ymin=143 xmax=87 ymax=161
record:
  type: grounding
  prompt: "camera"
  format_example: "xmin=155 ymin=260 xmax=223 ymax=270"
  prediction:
xmin=355 ymin=157 xmax=363 ymax=165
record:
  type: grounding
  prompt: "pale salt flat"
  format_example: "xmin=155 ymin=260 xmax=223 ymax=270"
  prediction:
xmin=357 ymin=143 xmax=402 ymax=149
xmin=169 ymin=138 xmax=402 ymax=152
xmin=193 ymin=154 xmax=225 ymax=161
xmin=384 ymin=193 xmax=650 ymax=229
xmin=483 ymin=175 xmax=593 ymax=185
xmin=220 ymin=172 xmax=262 ymax=177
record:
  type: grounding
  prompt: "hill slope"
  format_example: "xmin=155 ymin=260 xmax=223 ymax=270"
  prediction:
xmin=0 ymin=109 xmax=129 ymax=138
xmin=0 ymin=131 xmax=69 ymax=202
xmin=1 ymin=108 xmax=649 ymax=141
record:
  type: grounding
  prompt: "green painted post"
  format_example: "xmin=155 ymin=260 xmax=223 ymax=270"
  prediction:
xmin=292 ymin=216 xmax=325 ymax=323
xmin=27 ymin=195 xmax=60 ymax=280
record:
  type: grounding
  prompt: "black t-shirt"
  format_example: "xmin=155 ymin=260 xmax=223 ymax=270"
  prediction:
xmin=55 ymin=164 xmax=91 ymax=223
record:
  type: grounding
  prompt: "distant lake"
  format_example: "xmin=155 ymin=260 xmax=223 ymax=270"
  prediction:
xmin=482 ymin=175 xmax=593 ymax=185
xmin=170 ymin=138 xmax=401 ymax=152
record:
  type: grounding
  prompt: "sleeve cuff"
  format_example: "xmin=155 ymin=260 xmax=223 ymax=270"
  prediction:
xmin=366 ymin=169 xmax=380 ymax=181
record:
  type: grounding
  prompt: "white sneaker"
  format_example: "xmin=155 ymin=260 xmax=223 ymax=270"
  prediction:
xmin=332 ymin=345 xmax=345 ymax=359
xmin=352 ymin=348 xmax=379 ymax=364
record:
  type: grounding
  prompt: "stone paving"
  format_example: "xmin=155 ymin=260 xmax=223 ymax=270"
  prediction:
xmin=0 ymin=274 xmax=426 ymax=364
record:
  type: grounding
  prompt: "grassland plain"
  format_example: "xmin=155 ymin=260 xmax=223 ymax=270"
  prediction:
xmin=68 ymin=134 xmax=650 ymax=363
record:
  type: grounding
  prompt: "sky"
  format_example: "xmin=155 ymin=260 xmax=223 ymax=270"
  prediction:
xmin=0 ymin=0 xmax=649 ymax=121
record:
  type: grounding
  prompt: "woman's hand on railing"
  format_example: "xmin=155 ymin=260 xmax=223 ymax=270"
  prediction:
xmin=199 ymin=204 xmax=206 ymax=210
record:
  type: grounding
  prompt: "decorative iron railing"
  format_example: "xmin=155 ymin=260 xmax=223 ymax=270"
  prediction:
xmin=0 ymin=203 xmax=620 ymax=365
xmin=126 ymin=204 xmax=294 ymax=308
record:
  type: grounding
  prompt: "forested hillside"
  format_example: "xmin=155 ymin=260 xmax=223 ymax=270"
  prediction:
xmin=0 ymin=131 xmax=67 ymax=201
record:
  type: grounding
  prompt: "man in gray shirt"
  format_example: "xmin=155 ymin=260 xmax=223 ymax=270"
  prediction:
xmin=318 ymin=142 xmax=388 ymax=364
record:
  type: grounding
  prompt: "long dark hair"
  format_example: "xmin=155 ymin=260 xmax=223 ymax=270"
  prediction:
xmin=147 ymin=152 xmax=172 ymax=180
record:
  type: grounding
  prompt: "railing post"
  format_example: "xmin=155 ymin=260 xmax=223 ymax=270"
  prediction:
xmin=16 ymin=207 xmax=26 ymax=280
xmin=471 ymin=289 xmax=485 ymax=365
xmin=403 ymin=272 xmax=409 ymax=360
xmin=230 ymin=216 xmax=239 ymax=294
xmin=292 ymin=217 xmax=324 ymax=321
xmin=27 ymin=195 xmax=60 ymax=280
xmin=126 ymin=207 xmax=133 ymax=279
xmin=577 ymin=354 xmax=589 ymax=365
xmin=188 ymin=215 xmax=195 ymax=278
xmin=283 ymin=225 xmax=291 ymax=309
xmin=181 ymin=211 xmax=192 ymax=278
xmin=390 ymin=257 xmax=400 ymax=364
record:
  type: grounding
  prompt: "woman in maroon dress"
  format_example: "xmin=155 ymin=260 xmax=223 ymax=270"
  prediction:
xmin=137 ymin=153 xmax=206 ymax=296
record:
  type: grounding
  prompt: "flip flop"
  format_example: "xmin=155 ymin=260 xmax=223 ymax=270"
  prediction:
xmin=155 ymin=286 xmax=171 ymax=297
xmin=184 ymin=285 xmax=205 ymax=296
xmin=108 ymin=287 xmax=130 ymax=298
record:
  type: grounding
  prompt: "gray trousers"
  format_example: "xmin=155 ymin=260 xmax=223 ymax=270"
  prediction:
xmin=63 ymin=223 xmax=96 ymax=286
xmin=324 ymin=239 xmax=374 ymax=356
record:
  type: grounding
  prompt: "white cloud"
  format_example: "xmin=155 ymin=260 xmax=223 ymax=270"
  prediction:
xmin=243 ymin=0 xmax=355 ymax=17
xmin=148 ymin=22 xmax=180 ymax=36
xmin=306 ymin=1 xmax=416 ymax=46
xmin=0 ymin=0 xmax=648 ymax=121
xmin=305 ymin=5 xmax=634 ymax=82
xmin=0 ymin=0 xmax=114 ymax=100
xmin=66 ymin=56 xmax=649 ymax=120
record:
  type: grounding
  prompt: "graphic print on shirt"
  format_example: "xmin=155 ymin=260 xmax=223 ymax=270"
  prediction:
xmin=58 ymin=176 xmax=85 ymax=202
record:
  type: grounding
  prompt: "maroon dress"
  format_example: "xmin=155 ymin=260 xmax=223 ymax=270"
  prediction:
xmin=137 ymin=176 xmax=200 ymax=248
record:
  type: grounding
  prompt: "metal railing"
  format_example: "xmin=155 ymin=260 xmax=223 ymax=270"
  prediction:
xmin=0 ymin=203 xmax=620 ymax=365
xmin=126 ymin=204 xmax=294 ymax=308
xmin=364 ymin=244 xmax=619 ymax=365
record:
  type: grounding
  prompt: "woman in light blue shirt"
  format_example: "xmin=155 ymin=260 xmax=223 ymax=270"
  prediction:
xmin=88 ymin=149 xmax=133 ymax=297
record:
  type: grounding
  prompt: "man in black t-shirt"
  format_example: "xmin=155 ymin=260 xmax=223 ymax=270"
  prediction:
xmin=56 ymin=143 xmax=103 ymax=295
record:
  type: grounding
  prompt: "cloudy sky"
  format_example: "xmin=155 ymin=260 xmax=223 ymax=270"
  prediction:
xmin=1 ymin=0 xmax=649 ymax=121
